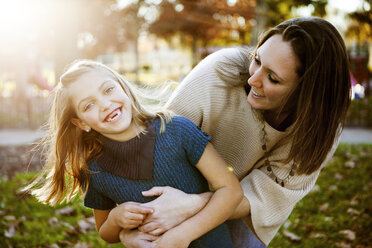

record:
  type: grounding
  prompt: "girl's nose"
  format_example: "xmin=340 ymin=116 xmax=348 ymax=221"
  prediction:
xmin=99 ymin=98 xmax=111 ymax=111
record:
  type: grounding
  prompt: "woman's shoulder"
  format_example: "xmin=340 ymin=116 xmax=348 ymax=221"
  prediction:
xmin=211 ymin=47 xmax=252 ymax=87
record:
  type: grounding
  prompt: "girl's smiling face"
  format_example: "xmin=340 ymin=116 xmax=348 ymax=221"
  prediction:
xmin=69 ymin=70 xmax=136 ymax=141
xmin=247 ymin=34 xmax=300 ymax=116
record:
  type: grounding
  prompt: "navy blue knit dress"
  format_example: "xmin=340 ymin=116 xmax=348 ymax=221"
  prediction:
xmin=84 ymin=116 xmax=235 ymax=247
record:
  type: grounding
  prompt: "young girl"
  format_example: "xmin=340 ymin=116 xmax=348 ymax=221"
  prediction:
xmin=27 ymin=60 xmax=243 ymax=247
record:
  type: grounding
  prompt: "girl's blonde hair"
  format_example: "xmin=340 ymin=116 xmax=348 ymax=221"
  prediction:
xmin=26 ymin=60 xmax=173 ymax=205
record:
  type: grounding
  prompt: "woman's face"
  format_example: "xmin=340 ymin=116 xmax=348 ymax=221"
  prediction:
xmin=247 ymin=34 xmax=300 ymax=115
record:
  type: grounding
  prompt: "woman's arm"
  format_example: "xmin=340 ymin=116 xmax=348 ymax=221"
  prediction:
xmin=139 ymin=183 xmax=251 ymax=236
xmin=155 ymin=143 xmax=243 ymax=247
xmin=139 ymin=187 xmax=211 ymax=235
xmin=93 ymin=202 xmax=153 ymax=243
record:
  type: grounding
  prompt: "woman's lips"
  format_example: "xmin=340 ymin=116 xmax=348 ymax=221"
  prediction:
xmin=251 ymin=89 xmax=264 ymax=97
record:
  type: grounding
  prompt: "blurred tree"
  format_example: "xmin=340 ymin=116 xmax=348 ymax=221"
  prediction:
xmin=252 ymin=0 xmax=328 ymax=44
xmin=148 ymin=0 xmax=255 ymax=65
xmin=346 ymin=0 xmax=372 ymax=43
xmin=78 ymin=0 xmax=148 ymax=82
xmin=147 ymin=0 xmax=328 ymax=64
xmin=346 ymin=0 xmax=371 ymax=96
xmin=264 ymin=0 xmax=327 ymax=27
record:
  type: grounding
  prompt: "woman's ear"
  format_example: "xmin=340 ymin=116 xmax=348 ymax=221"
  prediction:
xmin=71 ymin=118 xmax=91 ymax=132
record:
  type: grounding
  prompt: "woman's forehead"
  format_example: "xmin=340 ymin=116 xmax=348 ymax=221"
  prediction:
xmin=258 ymin=35 xmax=299 ymax=82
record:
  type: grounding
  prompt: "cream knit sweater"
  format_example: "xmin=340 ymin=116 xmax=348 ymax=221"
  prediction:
xmin=165 ymin=47 xmax=339 ymax=245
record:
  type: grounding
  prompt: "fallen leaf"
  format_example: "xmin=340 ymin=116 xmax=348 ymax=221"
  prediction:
xmin=347 ymin=208 xmax=361 ymax=216
xmin=4 ymin=215 xmax=16 ymax=221
xmin=309 ymin=232 xmax=326 ymax=239
xmin=350 ymin=195 xmax=359 ymax=205
xmin=319 ymin=203 xmax=329 ymax=212
xmin=344 ymin=160 xmax=356 ymax=168
xmin=48 ymin=217 xmax=63 ymax=227
xmin=335 ymin=242 xmax=351 ymax=248
xmin=55 ymin=207 xmax=76 ymax=216
xmin=328 ymin=185 xmax=338 ymax=191
xmin=282 ymin=229 xmax=301 ymax=241
xmin=339 ymin=230 xmax=356 ymax=241
xmin=46 ymin=244 xmax=60 ymax=248
xmin=4 ymin=222 xmax=18 ymax=238
xmin=334 ymin=173 xmax=344 ymax=180
xmin=78 ymin=219 xmax=95 ymax=232
xmin=73 ymin=242 xmax=91 ymax=248
xmin=324 ymin=216 xmax=333 ymax=222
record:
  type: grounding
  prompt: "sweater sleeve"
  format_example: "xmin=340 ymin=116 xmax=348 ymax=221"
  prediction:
xmin=84 ymin=182 xmax=116 ymax=210
xmin=168 ymin=116 xmax=211 ymax=166
xmin=165 ymin=47 xmax=251 ymax=127
xmin=241 ymin=136 xmax=341 ymax=245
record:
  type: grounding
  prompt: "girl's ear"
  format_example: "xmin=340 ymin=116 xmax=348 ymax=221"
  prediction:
xmin=71 ymin=118 xmax=91 ymax=132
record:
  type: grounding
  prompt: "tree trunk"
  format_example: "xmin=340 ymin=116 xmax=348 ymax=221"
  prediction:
xmin=250 ymin=0 xmax=267 ymax=46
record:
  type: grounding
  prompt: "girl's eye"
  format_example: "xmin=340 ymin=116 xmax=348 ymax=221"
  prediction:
xmin=84 ymin=103 xmax=94 ymax=111
xmin=105 ymin=86 xmax=114 ymax=94
xmin=268 ymin=74 xmax=279 ymax=84
xmin=254 ymin=56 xmax=261 ymax=65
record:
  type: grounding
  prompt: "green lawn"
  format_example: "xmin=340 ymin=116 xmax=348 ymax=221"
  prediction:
xmin=1 ymin=144 xmax=371 ymax=248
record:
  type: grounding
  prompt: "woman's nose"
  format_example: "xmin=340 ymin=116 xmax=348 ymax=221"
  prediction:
xmin=247 ymin=67 xmax=263 ymax=88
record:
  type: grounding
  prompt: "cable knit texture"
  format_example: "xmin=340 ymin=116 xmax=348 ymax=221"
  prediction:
xmin=165 ymin=47 xmax=339 ymax=245
xmin=96 ymin=119 xmax=156 ymax=180
xmin=84 ymin=116 xmax=235 ymax=248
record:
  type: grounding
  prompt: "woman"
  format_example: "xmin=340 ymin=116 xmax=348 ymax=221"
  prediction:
xmin=120 ymin=17 xmax=351 ymax=247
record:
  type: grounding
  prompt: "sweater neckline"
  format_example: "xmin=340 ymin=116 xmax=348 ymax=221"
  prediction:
xmin=96 ymin=119 xmax=156 ymax=180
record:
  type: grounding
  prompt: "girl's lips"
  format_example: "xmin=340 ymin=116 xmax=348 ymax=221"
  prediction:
xmin=104 ymin=107 xmax=122 ymax=122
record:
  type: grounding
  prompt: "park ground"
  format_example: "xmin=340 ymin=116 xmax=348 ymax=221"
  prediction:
xmin=0 ymin=128 xmax=371 ymax=248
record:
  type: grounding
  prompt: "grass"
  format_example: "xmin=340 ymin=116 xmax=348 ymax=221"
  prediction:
xmin=0 ymin=144 xmax=371 ymax=248
xmin=269 ymin=143 xmax=372 ymax=248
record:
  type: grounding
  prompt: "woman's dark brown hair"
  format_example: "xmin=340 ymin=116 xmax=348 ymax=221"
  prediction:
xmin=257 ymin=17 xmax=351 ymax=174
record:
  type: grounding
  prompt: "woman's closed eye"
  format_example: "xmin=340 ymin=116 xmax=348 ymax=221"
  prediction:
xmin=268 ymin=74 xmax=279 ymax=84
xmin=254 ymin=56 xmax=280 ymax=84
xmin=254 ymin=56 xmax=261 ymax=65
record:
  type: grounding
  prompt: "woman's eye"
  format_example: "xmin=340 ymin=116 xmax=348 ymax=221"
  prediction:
xmin=254 ymin=57 xmax=261 ymax=65
xmin=105 ymin=87 xmax=114 ymax=94
xmin=84 ymin=103 xmax=94 ymax=111
xmin=268 ymin=74 xmax=279 ymax=84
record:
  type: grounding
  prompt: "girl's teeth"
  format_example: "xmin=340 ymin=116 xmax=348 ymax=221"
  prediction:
xmin=107 ymin=109 xmax=121 ymax=122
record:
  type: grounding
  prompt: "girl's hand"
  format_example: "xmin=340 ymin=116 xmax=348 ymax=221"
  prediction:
xmin=139 ymin=186 xmax=212 ymax=235
xmin=110 ymin=202 xmax=154 ymax=229
xmin=119 ymin=229 xmax=157 ymax=248
xmin=154 ymin=228 xmax=191 ymax=248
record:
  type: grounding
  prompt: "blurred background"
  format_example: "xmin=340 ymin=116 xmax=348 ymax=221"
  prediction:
xmin=0 ymin=1 xmax=371 ymax=247
xmin=0 ymin=0 xmax=371 ymax=129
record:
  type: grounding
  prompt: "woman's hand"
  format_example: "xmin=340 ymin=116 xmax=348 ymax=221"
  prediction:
xmin=139 ymin=186 xmax=212 ymax=235
xmin=109 ymin=202 xmax=154 ymax=230
xmin=119 ymin=229 xmax=158 ymax=248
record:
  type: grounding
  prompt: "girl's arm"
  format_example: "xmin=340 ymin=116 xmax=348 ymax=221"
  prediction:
xmin=93 ymin=202 xmax=153 ymax=243
xmin=155 ymin=143 xmax=243 ymax=248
